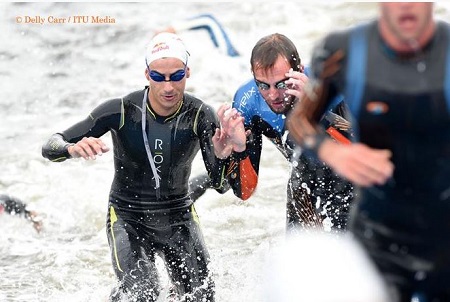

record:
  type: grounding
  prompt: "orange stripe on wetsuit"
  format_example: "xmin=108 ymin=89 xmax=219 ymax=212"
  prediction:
xmin=326 ymin=126 xmax=351 ymax=145
xmin=227 ymin=156 xmax=258 ymax=201
xmin=238 ymin=156 xmax=258 ymax=200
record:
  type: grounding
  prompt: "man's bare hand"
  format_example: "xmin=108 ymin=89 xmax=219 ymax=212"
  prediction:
xmin=213 ymin=104 xmax=248 ymax=159
xmin=68 ymin=137 xmax=110 ymax=160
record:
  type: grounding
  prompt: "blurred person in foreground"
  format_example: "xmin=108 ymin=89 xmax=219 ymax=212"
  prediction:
xmin=0 ymin=194 xmax=42 ymax=233
xmin=42 ymin=32 xmax=246 ymax=302
xmin=287 ymin=2 xmax=450 ymax=301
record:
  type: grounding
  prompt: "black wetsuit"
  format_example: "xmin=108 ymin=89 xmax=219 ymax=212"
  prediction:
xmin=42 ymin=87 xmax=228 ymax=302
xmin=310 ymin=20 xmax=450 ymax=301
xmin=227 ymin=77 xmax=354 ymax=232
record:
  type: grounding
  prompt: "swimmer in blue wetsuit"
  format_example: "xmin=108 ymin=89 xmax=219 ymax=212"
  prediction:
xmin=190 ymin=34 xmax=354 ymax=232
xmin=287 ymin=3 xmax=450 ymax=301
xmin=226 ymin=33 xmax=354 ymax=232
xmin=41 ymin=32 xmax=246 ymax=302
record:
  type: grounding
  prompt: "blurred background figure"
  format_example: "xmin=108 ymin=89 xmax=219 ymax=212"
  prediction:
xmin=155 ymin=13 xmax=240 ymax=57
xmin=264 ymin=231 xmax=390 ymax=302
xmin=0 ymin=194 xmax=43 ymax=233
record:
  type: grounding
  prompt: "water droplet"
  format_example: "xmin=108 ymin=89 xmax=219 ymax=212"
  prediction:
xmin=417 ymin=61 xmax=426 ymax=73
xmin=414 ymin=270 xmax=427 ymax=281
xmin=364 ymin=228 xmax=373 ymax=239
xmin=389 ymin=243 xmax=399 ymax=253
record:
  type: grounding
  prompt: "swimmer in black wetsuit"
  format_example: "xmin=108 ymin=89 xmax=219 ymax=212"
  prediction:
xmin=0 ymin=194 xmax=42 ymax=232
xmin=41 ymin=33 xmax=246 ymax=302
xmin=287 ymin=3 xmax=450 ymax=301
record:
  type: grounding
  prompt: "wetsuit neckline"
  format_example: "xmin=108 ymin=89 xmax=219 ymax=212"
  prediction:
xmin=148 ymin=102 xmax=169 ymax=123
xmin=377 ymin=25 xmax=436 ymax=61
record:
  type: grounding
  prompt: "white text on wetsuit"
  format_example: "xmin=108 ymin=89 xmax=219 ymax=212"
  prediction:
xmin=153 ymin=139 xmax=163 ymax=181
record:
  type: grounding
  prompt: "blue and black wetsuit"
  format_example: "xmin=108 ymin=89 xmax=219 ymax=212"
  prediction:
xmin=309 ymin=20 xmax=450 ymax=300
xmin=228 ymin=77 xmax=354 ymax=231
xmin=42 ymin=87 xmax=228 ymax=302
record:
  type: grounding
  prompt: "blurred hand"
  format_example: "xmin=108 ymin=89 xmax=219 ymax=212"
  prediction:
xmin=25 ymin=210 xmax=43 ymax=233
xmin=319 ymin=140 xmax=394 ymax=187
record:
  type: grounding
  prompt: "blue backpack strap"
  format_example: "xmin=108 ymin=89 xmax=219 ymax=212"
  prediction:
xmin=445 ymin=23 xmax=450 ymax=112
xmin=347 ymin=22 xmax=450 ymax=114
xmin=346 ymin=23 xmax=370 ymax=123
xmin=345 ymin=23 xmax=371 ymax=140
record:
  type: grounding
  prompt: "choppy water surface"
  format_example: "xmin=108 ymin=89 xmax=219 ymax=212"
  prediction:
xmin=1 ymin=2 xmax=449 ymax=301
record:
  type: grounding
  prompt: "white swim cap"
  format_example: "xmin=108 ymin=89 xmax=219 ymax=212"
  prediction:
xmin=146 ymin=32 xmax=189 ymax=65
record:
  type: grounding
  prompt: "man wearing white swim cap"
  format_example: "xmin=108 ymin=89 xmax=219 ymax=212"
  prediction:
xmin=42 ymin=32 xmax=246 ymax=302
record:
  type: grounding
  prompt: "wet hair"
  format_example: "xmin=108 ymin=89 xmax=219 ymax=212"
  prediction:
xmin=250 ymin=33 xmax=301 ymax=73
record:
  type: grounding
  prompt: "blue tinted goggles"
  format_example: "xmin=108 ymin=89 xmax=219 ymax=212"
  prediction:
xmin=145 ymin=58 xmax=187 ymax=82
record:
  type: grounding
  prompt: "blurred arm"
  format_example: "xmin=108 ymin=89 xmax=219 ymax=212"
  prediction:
xmin=287 ymin=50 xmax=394 ymax=187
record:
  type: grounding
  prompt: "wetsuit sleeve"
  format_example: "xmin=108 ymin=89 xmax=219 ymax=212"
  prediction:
xmin=225 ymin=88 xmax=262 ymax=201
xmin=41 ymin=133 xmax=74 ymax=162
xmin=188 ymin=173 xmax=213 ymax=201
xmin=42 ymin=98 xmax=123 ymax=162
xmin=321 ymin=100 xmax=353 ymax=145
xmin=196 ymin=104 xmax=229 ymax=194
xmin=227 ymin=128 xmax=262 ymax=200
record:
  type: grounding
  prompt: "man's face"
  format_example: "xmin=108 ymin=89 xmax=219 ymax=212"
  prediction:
xmin=253 ymin=55 xmax=295 ymax=115
xmin=380 ymin=2 xmax=434 ymax=46
xmin=146 ymin=57 xmax=189 ymax=116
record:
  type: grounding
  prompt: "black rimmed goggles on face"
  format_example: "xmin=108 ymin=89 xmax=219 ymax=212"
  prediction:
xmin=254 ymin=78 xmax=289 ymax=91
xmin=145 ymin=58 xmax=188 ymax=82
